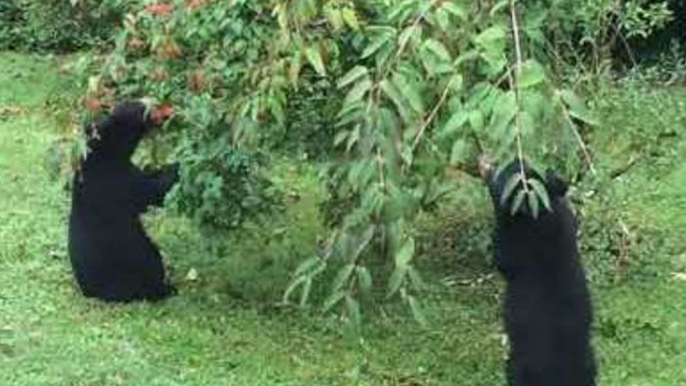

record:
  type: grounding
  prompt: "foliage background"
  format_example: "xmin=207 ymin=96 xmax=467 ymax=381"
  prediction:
xmin=3 ymin=0 xmax=684 ymax=324
xmin=2 ymin=1 xmax=686 ymax=384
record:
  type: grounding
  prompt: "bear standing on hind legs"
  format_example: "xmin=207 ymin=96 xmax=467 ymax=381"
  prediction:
xmin=69 ymin=100 xmax=179 ymax=302
xmin=479 ymin=156 xmax=597 ymax=386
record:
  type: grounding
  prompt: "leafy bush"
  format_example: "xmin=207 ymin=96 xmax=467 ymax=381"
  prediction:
xmin=544 ymin=0 xmax=673 ymax=74
xmin=284 ymin=0 xmax=600 ymax=328
xmin=0 ymin=0 xmax=25 ymax=50
xmin=167 ymin=99 xmax=281 ymax=232
xmin=74 ymin=0 xmax=675 ymax=327
xmin=73 ymin=0 xmax=593 ymax=326
xmin=276 ymin=73 xmax=342 ymax=160
xmin=81 ymin=1 xmax=294 ymax=234
xmin=0 ymin=0 xmax=129 ymax=52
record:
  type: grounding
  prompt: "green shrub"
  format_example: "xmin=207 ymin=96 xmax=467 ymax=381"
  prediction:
xmin=71 ymin=0 xmax=676 ymax=327
xmin=0 ymin=0 xmax=129 ymax=52
xmin=0 ymin=1 xmax=22 ymax=50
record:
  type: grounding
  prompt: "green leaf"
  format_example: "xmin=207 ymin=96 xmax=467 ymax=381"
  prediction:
xmin=454 ymin=50 xmax=479 ymax=67
xmin=518 ymin=59 xmax=546 ymax=89
xmin=361 ymin=185 xmax=384 ymax=215
xmin=490 ymin=0 xmax=509 ymax=16
xmin=362 ymin=33 xmax=391 ymax=59
xmin=342 ymin=7 xmax=360 ymax=30
xmin=407 ymin=294 xmax=429 ymax=328
xmin=293 ymin=255 xmax=322 ymax=277
xmin=346 ymin=125 xmax=361 ymax=152
xmin=283 ymin=275 xmax=307 ymax=304
xmin=407 ymin=266 xmax=426 ymax=292
xmin=387 ymin=266 xmax=407 ymax=298
xmin=288 ymin=53 xmax=303 ymax=85
xmin=356 ymin=266 xmax=373 ymax=295
xmin=348 ymin=159 xmax=374 ymax=188
xmin=511 ymin=189 xmax=527 ymax=215
xmin=267 ymin=95 xmax=285 ymax=124
xmin=469 ymin=110 xmax=485 ymax=131
xmin=345 ymin=295 xmax=362 ymax=331
xmin=448 ymin=73 xmax=464 ymax=92
xmin=491 ymin=91 xmax=517 ymax=135
xmin=528 ymin=178 xmax=552 ymax=212
xmin=323 ymin=6 xmax=344 ymax=31
xmin=528 ymin=191 xmax=540 ymax=219
xmin=422 ymin=39 xmax=452 ymax=63
xmin=441 ymin=2 xmax=467 ymax=20
xmin=299 ymin=277 xmax=313 ymax=306
xmin=336 ymin=101 xmax=365 ymax=128
xmin=420 ymin=40 xmax=454 ymax=76
xmin=380 ymin=78 xmax=412 ymax=124
xmin=560 ymin=89 xmax=599 ymax=126
xmin=441 ymin=109 xmax=469 ymax=137
xmin=500 ymin=172 xmax=523 ymax=206
xmin=332 ymin=263 xmax=355 ymax=293
xmin=343 ymin=79 xmax=372 ymax=106
xmin=323 ymin=290 xmax=346 ymax=313
xmin=393 ymin=73 xmax=424 ymax=115
xmin=352 ymin=225 xmax=376 ymax=261
xmin=304 ymin=46 xmax=326 ymax=76
xmin=474 ymin=26 xmax=507 ymax=47
xmin=519 ymin=110 xmax=535 ymax=138
xmin=395 ymin=237 xmax=415 ymax=267
xmin=337 ymin=99 xmax=365 ymax=119
xmin=398 ymin=25 xmax=419 ymax=49
xmin=338 ymin=66 xmax=369 ymax=89
xmin=334 ymin=130 xmax=350 ymax=147
xmin=434 ymin=9 xmax=451 ymax=32
xmin=450 ymin=139 xmax=469 ymax=166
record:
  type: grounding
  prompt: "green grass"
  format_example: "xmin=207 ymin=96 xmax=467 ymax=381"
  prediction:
xmin=1 ymin=52 xmax=686 ymax=385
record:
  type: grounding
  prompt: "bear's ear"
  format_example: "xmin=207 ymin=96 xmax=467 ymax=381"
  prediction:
xmin=545 ymin=169 xmax=569 ymax=198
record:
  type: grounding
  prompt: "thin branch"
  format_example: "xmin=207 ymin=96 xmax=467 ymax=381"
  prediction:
xmin=366 ymin=0 xmax=441 ymax=174
xmin=384 ymin=0 xmax=441 ymax=79
xmin=510 ymin=0 xmax=523 ymax=75
xmin=372 ymin=0 xmax=441 ymax=106
xmin=509 ymin=0 xmax=528 ymax=192
xmin=362 ymin=2 xmax=440 ymax=148
xmin=560 ymin=102 xmax=597 ymax=176
xmin=409 ymin=74 xmax=458 ymax=157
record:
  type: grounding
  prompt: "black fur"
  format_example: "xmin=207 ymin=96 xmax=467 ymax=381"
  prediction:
xmin=68 ymin=101 xmax=178 ymax=302
xmin=484 ymin=160 xmax=597 ymax=386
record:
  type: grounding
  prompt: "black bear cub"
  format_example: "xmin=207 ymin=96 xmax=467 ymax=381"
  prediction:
xmin=480 ymin=157 xmax=597 ymax=386
xmin=69 ymin=101 xmax=178 ymax=302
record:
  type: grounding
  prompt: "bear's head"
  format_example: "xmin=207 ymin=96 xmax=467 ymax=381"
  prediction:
xmin=85 ymin=101 xmax=154 ymax=159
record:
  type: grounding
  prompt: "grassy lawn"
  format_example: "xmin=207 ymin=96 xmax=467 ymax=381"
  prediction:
xmin=1 ymin=52 xmax=685 ymax=385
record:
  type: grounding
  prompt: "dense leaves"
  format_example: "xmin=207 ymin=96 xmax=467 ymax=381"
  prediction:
xmin=0 ymin=0 xmax=128 ymax=51
xmin=57 ymin=0 xmax=673 ymax=325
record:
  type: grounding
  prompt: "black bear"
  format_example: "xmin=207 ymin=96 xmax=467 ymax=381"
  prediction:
xmin=69 ymin=100 xmax=178 ymax=302
xmin=479 ymin=157 xmax=597 ymax=386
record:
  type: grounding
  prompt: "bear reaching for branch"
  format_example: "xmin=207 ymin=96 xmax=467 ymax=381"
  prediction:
xmin=69 ymin=100 xmax=178 ymax=302
xmin=479 ymin=157 xmax=597 ymax=386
